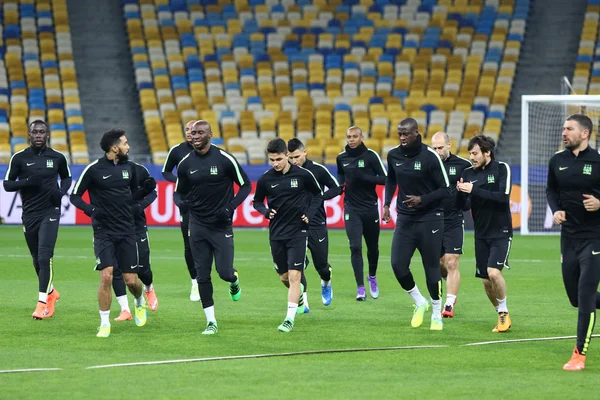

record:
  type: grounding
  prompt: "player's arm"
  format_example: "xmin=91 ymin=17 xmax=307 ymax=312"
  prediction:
xmin=356 ymin=151 xmax=387 ymax=185
xmin=57 ymin=152 xmax=73 ymax=195
xmin=173 ymin=162 xmax=191 ymax=212
xmin=384 ymin=152 xmax=397 ymax=207
xmin=336 ymin=156 xmax=346 ymax=187
xmin=252 ymin=177 xmax=271 ymax=217
xmin=304 ymin=170 xmax=324 ymax=222
xmin=471 ymin=163 xmax=511 ymax=203
xmin=226 ymin=153 xmax=252 ymax=210
xmin=419 ymin=152 xmax=450 ymax=207
xmin=3 ymin=153 xmax=39 ymax=191
xmin=136 ymin=164 xmax=157 ymax=209
xmin=161 ymin=145 xmax=178 ymax=183
xmin=70 ymin=163 xmax=104 ymax=217
xmin=456 ymin=170 xmax=471 ymax=210
xmin=318 ymin=165 xmax=342 ymax=200
xmin=546 ymin=158 xmax=561 ymax=213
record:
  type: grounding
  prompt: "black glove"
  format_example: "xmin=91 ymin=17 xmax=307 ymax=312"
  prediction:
xmin=177 ymin=200 xmax=190 ymax=214
xmin=24 ymin=176 xmax=42 ymax=188
xmin=90 ymin=207 xmax=108 ymax=220
xmin=50 ymin=189 xmax=63 ymax=206
xmin=142 ymin=177 xmax=156 ymax=193
xmin=264 ymin=208 xmax=275 ymax=219
xmin=215 ymin=206 xmax=233 ymax=221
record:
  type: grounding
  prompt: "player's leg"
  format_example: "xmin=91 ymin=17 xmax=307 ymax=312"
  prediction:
xmin=441 ymin=223 xmax=463 ymax=317
xmin=189 ymin=223 xmax=218 ymax=333
xmin=211 ymin=226 xmax=240 ymax=303
xmin=564 ymin=239 xmax=600 ymax=370
xmin=417 ymin=220 xmax=444 ymax=330
xmin=485 ymin=238 xmax=512 ymax=332
xmin=117 ymin=236 xmax=147 ymax=327
xmin=308 ymin=227 xmax=333 ymax=306
xmin=362 ymin=209 xmax=381 ymax=299
xmin=23 ymin=217 xmax=46 ymax=318
xmin=344 ymin=209 xmax=366 ymax=299
xmin=111 ymin=266 xmax=132 ymax=321
xmin=34 ymin=211 xmax=61 ymax=318
xmin=181 ymin=212 xmax=199 ymax=301
xmin=137 ymin=231 xmax=157 ymax=311
xmin=94 ymin=236 xmax=116 ymax=337
xmin=278 ymin=237 xmax=307 ymax=332
xmin=391 ymin=221 xmax=424 ymax=327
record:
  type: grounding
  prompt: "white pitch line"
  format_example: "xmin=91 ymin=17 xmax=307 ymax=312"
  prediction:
xmin=0 ymin=368 xmax=63 ymax=374
xmin=85 ymin=345 xmax=449 ymax=370
xmin=462 ymin=334 xmax=600 ymax=347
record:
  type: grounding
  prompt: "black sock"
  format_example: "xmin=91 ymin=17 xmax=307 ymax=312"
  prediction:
xmin=350 ymin=247 xmax=364 ymax=286
xmin=577 ymin=310 xmax=596 ymax=355
xmin=319 ymin=265 xmax=332 ymax=282
xmin=426 ymin=280 xmax=441 ymax=301
xmin=138 ymin=268 xmax=153 ymax=287
xmin=397 ymin=272 xmax=416 ymax=292
xmin=301 ymin=272 xmax=307 ymax=292
xmin=112 ymin=268 xmax=127 ymax=297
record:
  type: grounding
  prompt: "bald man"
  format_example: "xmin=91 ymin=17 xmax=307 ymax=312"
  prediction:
xmin=431 ymin=131 xmax=472 ymax=318
xmin=336 ymin=126 xmax=387 ymax=301
xmin=173 ymin=120 xmax=251 ymax=334
xmin=162 ymin=120 xmax=198 ymax=300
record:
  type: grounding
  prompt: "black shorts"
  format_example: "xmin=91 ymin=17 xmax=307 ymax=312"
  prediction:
xmin=270 ymin=236 xmax=308 ymax=275
xmin=22 ymin=207 xmax=61 ymax=255
xmin=474 ymin=237 xmax=512 ymax=279
xmin=441 ymin=221 xmax=464 ymax=256
xmin=136 ymin=231 xmax=150 ymax=271
xmin=94 ymin=234 xmax=139 ymax=274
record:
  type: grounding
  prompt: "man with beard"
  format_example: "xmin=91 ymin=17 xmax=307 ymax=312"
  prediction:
xmin=3 ymin=120 xmax=72 ymax=319
xmin=162 ymin=120 xmax=198 ymax=300
xmin=288 ymin=138 xmax=342 ymax=306
xmin=457 ymin=135 xmax=513 ymax=334
xmin=547 ymin=114 xmax=600 ymax=371
xmin=383 ymin=118 xmax=450 ymax=330
xmin=336 ymin=126 xmax=387 ymax=301
xmin=253 ymin=138 xmax=323 ymax=332
xmin=430 ymin=131 xmax=472 ymax=318
xmin=71 ymin=129 xmax=156 ymax=337
xmin=174 ymin=120 xmax=251 ymax=334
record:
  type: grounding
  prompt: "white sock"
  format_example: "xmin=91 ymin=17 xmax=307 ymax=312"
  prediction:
xmin=407 ymin=286 xmax=427 ymax=307
xmin=286 ymin=302 xmax=298 ymax=320
xmin=445 ymin=294 xmax=457 ymax=307
xmin=321 ymin=279 xmax=331 ymax=287
xmin=144 ymin=284 xmax=154 ymax=292
xmin=495 ymin=305 xmax=499 ymax=312
xmin=134 ymin=294 xmax=145 ymax=308
xmin=431 ymin=299 xmax=442 ymax=319
xmin=303 ymin=292 xmax=309 ymax=309
xmin=497 ymin=297 xmax=508 ymax=313
xmin=38 ymin=292 xmax=48 ymax=303
xmin=99 ymin=310 xmax=110 ymax=326
xmin=204 ymin=305 xmax=216 ymax=323
xmin=49 ymin=283 xmax=54 ymax=292
xmin=116 ymin=295 xmax=130 ymax=312
xmin=191 ymin=279 xmax=197 ymax=286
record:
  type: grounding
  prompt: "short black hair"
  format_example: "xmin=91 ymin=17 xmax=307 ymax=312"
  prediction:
xmin=398 ymin=117 xmax=418 ymax=132
xmin=29 ymin=120 xmax=49 ymax=131
xmin=287 ymin=138 xmax=305 ymax=152
xmin=267 ymin=138 xmax=287 ymax=154
xmin=100 ymin=129 xmax=126 ymax=153
xmin=566 ymin=114 xmax=594 ymax=135
xmin=467 ymin=135 xmax=495 ymax=159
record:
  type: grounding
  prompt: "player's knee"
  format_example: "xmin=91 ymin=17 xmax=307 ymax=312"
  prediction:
xmin=446 ymin=257 xmax=459 ymax=272
xmin=123 ymin=273 xmax=138 ymax=287
xmin=197 ymin=275 xmax=211 ymax=284
xmin=349 ymin=244 xmax=362 ymax=255
xmin=279 ymin=272 xmax=289 ymax=284
xmin=487 ymin=268 xmax=502 ymax=280
xmin=100 ymin=269 xmax=113 ymax=287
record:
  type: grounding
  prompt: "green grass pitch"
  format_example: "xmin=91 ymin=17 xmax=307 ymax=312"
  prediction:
xmin=1 ymin=225 xmax=597 ymax=398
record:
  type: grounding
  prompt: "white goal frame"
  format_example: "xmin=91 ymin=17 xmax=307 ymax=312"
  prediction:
xmin=521 ymin=94 xmax=600 ymax=235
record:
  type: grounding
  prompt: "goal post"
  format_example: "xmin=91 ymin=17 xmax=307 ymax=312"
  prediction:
xmin=520 ymin=95 xmax=600 ymax=235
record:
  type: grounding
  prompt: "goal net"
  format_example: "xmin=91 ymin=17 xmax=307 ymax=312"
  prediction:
xmin=521 ymin=95 xmax=600 ymax=235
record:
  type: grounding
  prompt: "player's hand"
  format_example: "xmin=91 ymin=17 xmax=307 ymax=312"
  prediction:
xmin=383 ymin=206 xmax=391 ymax=223
xmin=50 ymin=189 xmax=63 ymax=206
xmin=301 ymin=214 xmax=309 ymax=223
xmin=403 ymin=195 xmax=422 ymax=208
xmin=266 ymin=209 xmax=277 ymax=219
xmin=216 ymin=206 xmax=233 ymax=221
xmin=553 ymin=210 xmax=567 ymax=225
xmin=177 ymin=199 xmax=190 ymax=213
xmin=90 ymin=207 xmax=108 ymax=220
xmin=142 ymin=177 xmax=156 ymax=192
xmin=457 ymin=181 xmax=473 ymax=193
xmin=583 ymin=194 xmax=600 ymax=212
